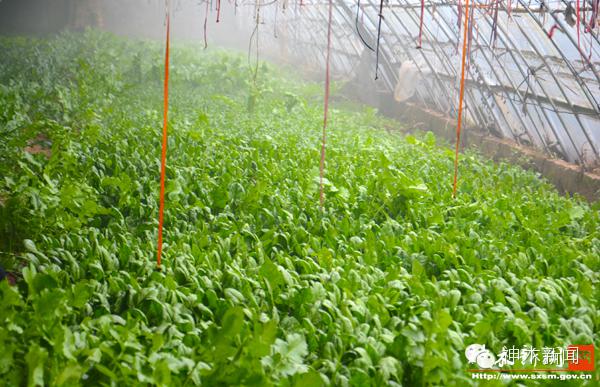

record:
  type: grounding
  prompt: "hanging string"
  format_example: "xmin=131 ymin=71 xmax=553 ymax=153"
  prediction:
xmin=248 ymin=0 xmax=261 ymax=83
xmin=540 ymin=1 xmax=547 ymax=25
xmin=254 ymin=3 xmax=260 ymax=82
xmin=548 ymin=23 xmax=560 ymax=38
xmin=374 ymin=0 xmax=384 ymax=79
xmin=490 ymin=0 xmax=499 ymax=47
xmin=577 ymin=0 xmax=581 ymax=58
xmin=583 ymin=0 xmax=587 ymax=29
xmin=274 ymin=0 xmax=279 ymax=38
xmin=452 ymin=0 xmax=471 ymax=198
xmin=417 ymin=0 xmax=424 ymax=48
xmin=467 ymin=3 xmax=475 ymax=66
xmin=589 ymin=0 xmax=598 ymax=62
xmin=456 ymin=0 xmax=462 ymax=54
xmin=356 ymin=0 xmax=375 ymax=51
xmin=204 ymin=0 xmax=209 ymax=49
xmin=588 ymin=25 xmax=593 ymax=61
xmin=216 ymin=0 xmax=221 ymax=22
xmin=319 ymin=0 xmax=333 ymax=210
xmin=157 ymin=1 xmax=171 ymax=268
xmin=588 ymin=0 xmax=598 ymax=30
xmin=581 ymin=0 xmax=588 ymax=63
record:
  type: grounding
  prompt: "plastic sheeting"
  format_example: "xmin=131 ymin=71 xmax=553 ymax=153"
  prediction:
xmin=241 ymin=0 xmax=600 ymax=170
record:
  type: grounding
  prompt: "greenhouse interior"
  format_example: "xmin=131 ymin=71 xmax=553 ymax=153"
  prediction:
xmin=0 ymin=0 xmax=599 ymax=385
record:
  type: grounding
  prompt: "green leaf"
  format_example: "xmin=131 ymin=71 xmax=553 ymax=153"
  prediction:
xmin=269 ymin=333 xmax=308 ymax=377
xmin=412 ymin=259 xmax=424 ymax=278
xmin=447 ymin=289 xmax=461 ymax=308
xmin=94 ymin=364 xmax=118 ymax=380
xmin=25 ymin=344 xmax=48 ymax=387
xmin=251 ymin=319 xmax=278 ymax=358
xmin=294 ymin=369 xmax=324 ymax=387
xmin=436 ymin=310 xmax=453 ymax=333
xmin=379 ymin=356 xmax=400 ymax=380
xmin=23 ymin=239 xmax=38 ymax=253
xmin=0 ymin=341 xmax=15 ymax=374
xmin=259 ymin=259 xmax=284 ymax=289
xmin=220 ymin=306 xmax=245 ymax=338
xmin=568 ymin=206 xmax=585 ymax=220
xmin=153 ymin=359 xmax=171 ymax=387
xmin=224 ymin=288 xmax=246 ymax=304
xmin=55 ymin=364 xmax=83 ymax=386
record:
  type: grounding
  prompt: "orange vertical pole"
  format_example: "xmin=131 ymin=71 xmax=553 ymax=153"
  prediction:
xmin=157 ymin=4 xmax=171 ymax=268
xmin=319 ymin=0 xmax=333 ymax=211
xmin=452 ymin=0 xmax=470 ymax=198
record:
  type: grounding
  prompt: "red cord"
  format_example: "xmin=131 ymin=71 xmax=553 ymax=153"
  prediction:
xmin=216 ymin=0 xmax=221 ymax=22
xmin=548 ymin=24 xmax=559 ymax=38
xmin=319 ymin=0 xmax=333 ymax=210
xmin=452 ymin=0 xmax=470 ymax=198
xmin=157 ymin=9 xmax=171 ymax=268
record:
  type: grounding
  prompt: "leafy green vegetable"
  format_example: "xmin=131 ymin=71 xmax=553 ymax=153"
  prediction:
xmin=0 ymin=31 xmax=598 ymax=386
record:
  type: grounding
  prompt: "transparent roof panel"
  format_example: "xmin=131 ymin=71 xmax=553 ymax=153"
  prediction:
xmin=246 ymin=0 xmax=600 ymax=170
